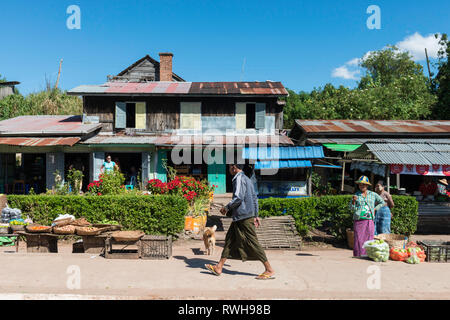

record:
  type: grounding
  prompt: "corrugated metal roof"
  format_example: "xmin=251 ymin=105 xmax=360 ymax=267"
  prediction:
xmin=308 ymin=138 xmax=450 ymax=145
xmin=243 ymin=146 xmax=323 ymax=160
xmin=69 ymin=81 xmax=288 ymax=96
xmin=348 ymin=142 xmax=450 ymax=165
xmin=82 ymin=134 xmax=294 ymax=146
xmin=296 ymin=120 xmax=450 ymax=135
xmin=0 ymin=137 xmax=80 ymax=147
xmin=0 ymin=115 xmax=102 ymax=136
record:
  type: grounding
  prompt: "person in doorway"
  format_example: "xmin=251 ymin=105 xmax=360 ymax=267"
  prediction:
xmin=68 ymin=157 xmax=85 ymax=193
xmin=128 ymin=166 xmax=137 ymax=187
xmin=374 ymin=181 xmax=394 ymax=235
xmin=100 ymin=155 xmax=118 ymax=174
xmin=419 ymin=176 xmax=437 ymax=196
xmin=205 ymin=164 xmax=275 ymax=280
xmin=349 ymin=176 xmax=385 ymax=257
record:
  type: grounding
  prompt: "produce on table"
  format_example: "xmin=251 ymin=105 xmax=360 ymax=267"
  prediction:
xmin=54 ymin=225 xmax=76 ymax=233
xmin=70 ymin=218 xmax=91 ymax=226
xmin=9 ymin=219 xmax=28 ymax=226
xmin=363 ymin=239 xmax=390 ymax=262
xmin=27 ymin=225 xmax=50 ymax=231
xmin=76 ymin=226 xmax=99 ymax=232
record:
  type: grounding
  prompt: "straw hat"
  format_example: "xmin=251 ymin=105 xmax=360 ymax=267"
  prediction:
xmin=356 ymin=175 xmax=371 ymax=186
xmin=438 ymin=178 xmax=448 ymax=186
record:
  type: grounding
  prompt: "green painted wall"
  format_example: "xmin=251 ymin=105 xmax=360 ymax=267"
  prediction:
xmin=207 ymin=151 xmax=226 ymax=194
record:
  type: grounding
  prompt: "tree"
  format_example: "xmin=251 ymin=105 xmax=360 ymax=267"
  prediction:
xmin=432 ymin=33 xmax=450 ymax=119
xmin=283 ymin=45 xmax=437 ymax=126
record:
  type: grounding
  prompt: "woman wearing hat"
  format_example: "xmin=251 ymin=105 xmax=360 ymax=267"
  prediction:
xmin=349 ymin=176 xmax=386 ymax=257
xmin=437 ymin=178 xmax=449 ymax=197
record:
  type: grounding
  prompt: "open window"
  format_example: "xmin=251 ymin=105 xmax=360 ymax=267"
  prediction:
xmin=115 ymin=102 xmax=146 ymax=129
xmin=235 ymin=102 xmax=266 ymax=130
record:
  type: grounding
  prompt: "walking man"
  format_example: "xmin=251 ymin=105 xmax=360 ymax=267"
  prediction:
xmin=205 ymin=164 xmax=275 ymax=280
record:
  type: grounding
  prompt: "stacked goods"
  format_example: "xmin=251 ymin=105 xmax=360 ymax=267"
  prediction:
xmin=0 ymin=223 xmax=9 ymax=234
xmin=70 ymin=218 xmax=91 ymax=227
xmin=9 ymin=219 xmax=28 ymax=232
xmin=363 ymin=239 xmax=390 ymax=262
xmin=52 ymin=214 xmax=75 ymax=227
xmin=1 ymin=207 xmax=22 ymax=223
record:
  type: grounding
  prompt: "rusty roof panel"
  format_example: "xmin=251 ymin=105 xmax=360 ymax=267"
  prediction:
xmin=0 ymin=137 xmax=80 ymax=147
xmin=70 ymin=81 xmax=288 ymax=96
xmin=296 ymin=120 xmax=450 ymax=135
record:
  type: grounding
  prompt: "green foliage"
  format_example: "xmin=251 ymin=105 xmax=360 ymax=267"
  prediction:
xmin=7 ymin=194 xmax=189 ymax=236
xmin=87 ymin=171 xmax=126 ymax=195
xmin=283 ymin=46 xmax=437 ymax=126
xmin=258 ymin=195 xmax=418 ymax=239
xmin=432 ymin=33 xmax=450 ymax=119
xmin=0 ymin=88 xmax=82 ymax=120
xmin=67 ymin=168 xmax=83 ymax=194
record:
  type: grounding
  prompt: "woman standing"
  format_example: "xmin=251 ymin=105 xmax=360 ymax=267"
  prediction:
xmin=349 ymin=176 xmax=385 ymax=257
xmin=374 ymin=181 xmax=394 ymax=235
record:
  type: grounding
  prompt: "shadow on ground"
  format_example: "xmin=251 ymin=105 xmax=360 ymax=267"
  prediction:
xmin=173 ymin=255 xmax=259 ymax=277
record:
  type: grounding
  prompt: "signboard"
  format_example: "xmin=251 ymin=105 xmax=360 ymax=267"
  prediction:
xmin=390 ymin=164 xmax=450 ymax=176
xmin=258 ymin=180 xmax=308 ymax=197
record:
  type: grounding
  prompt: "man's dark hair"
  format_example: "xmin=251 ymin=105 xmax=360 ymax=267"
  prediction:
xmin=232 ymin=164 xmax=245 ymax=170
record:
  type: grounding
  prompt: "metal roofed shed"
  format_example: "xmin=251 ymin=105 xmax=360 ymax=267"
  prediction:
xmin=0 ymin=115 xmax=102 ymax=137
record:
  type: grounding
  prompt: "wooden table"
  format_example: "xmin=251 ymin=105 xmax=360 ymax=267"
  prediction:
xmin=104 ymin=237 xmax=140 ymax=259
xmin=16 ymin=231 xmax=59 ymax=253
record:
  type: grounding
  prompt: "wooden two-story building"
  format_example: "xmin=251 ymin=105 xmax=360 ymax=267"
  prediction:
xmin=0 ymin=53 xmax=296 ymax=194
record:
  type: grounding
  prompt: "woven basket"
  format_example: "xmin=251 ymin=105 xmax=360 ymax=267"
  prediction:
xmin=346 ymin=229 xmax=354 ymax=249
xmin=0 ymin=195 xmax=7 ymax=211
xmin=0 ymin=226 xmax=10 ymax=234
xmin=53 ymin=225 xmax=76 ymax=235
xmin=26 ymin=225 xmax=52 ymax=233
xmin=111 ymin=230 xmax=145 ymax=242
xmin=92 ymin=224 xmax=122 ymax=231
xmin=75 ymin=227 xmax=101 ymax=236
xmin=70 ymin=218 xmax=92 ymax=227
xmin=52 ymin=218 xmax=74 ymax=227
xmin=10 ymin=225 xmax=26 ymax=232
xmin=374 ymin=233 xmax=408 ymax=249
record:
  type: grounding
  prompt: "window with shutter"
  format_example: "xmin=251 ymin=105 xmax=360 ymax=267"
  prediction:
xmin=180 ymin=102 xmax=201 ymax=129
xmin=115 ymin=102 xmax=126 ymax=129
xmin=135 ymin=102 xmax=146 ymax=129
xmin=235 ymin=103 xmax=246 ymax=129
xmin=255 ymin=103 xmax=266 ymax=129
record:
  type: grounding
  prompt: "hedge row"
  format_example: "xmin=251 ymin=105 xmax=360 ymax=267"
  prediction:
xmin=258 ymin=195 xmax=418 ymax=239
xmin=7 ymin=195 xmax=189 ymax=236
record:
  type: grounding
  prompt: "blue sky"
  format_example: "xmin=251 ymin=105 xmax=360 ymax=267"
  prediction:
xmin=1 ymin=0 xmax=448 ymax=95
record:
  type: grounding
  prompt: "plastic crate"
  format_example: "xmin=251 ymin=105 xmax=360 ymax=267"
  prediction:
xmin=418 ymin=240 xmax=449 ymax=263
xmin=139 ymin=235 xmax=172 ymax=260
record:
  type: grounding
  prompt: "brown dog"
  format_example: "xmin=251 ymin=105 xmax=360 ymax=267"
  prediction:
xmin=203 ymin=225 xmax=217 ymax=255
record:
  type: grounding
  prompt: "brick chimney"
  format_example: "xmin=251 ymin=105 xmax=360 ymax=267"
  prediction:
xmin=159 ymin=52 xmax=173 ymax=81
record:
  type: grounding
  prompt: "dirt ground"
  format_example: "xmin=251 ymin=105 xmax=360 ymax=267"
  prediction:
xmin=0 ymin=234 xmax=449 ymax=300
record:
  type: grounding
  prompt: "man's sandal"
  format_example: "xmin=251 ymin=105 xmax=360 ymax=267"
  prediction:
xmin=256 ymin=273 xmax=276 ymax=280
xmin=205 ymin=264 xmax=221 ymax=276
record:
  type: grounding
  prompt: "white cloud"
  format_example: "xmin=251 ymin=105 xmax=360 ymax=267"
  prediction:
xmin=396 ymin=32 xmax=441 ymax=61
xmin=346 ymin=58 xmax=361 ymax=66
xmin=332 ymin=65 xmax=360 ymax=80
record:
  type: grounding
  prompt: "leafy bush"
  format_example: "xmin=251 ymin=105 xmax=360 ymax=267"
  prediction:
xmin=7 ymin=194 xmax=188 ymax=236
xmin=147 ymin=176 xmax=215 ymax=203
xmin=87 ymin=171 xmax=126 ymax=195
xmin=258 ymin=195 xmax=418 ymax=239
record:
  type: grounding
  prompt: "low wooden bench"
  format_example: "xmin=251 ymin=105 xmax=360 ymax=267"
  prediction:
xmin=16 ymin=232 xmax=59 ymax=253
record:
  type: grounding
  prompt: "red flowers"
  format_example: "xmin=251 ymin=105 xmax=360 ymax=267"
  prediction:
xmin=147 ymin=176 xmax=213 ymax=203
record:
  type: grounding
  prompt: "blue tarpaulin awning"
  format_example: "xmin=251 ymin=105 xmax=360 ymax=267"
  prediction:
xmin=242 ymin=146 xmax=324 ymax=160
xmin=255 ymin=160 xmax=312 ymax=170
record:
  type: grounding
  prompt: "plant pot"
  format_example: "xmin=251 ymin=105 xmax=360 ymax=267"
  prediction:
xmin=346 ymin=229 xmax=354 ymax=250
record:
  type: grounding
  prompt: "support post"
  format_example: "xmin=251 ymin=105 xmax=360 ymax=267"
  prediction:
xmin=386 ymin=166 xmax=390 ymax=193
xmin=340 ymin=156 xmax=347 ymax=193
xmin=396 ymin=173 xmax=400 ymax=189
xmin=308 ymin=168 xmax=312 ymax=196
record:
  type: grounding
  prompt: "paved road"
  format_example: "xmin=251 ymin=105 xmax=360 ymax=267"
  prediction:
xmin=0 ymin=237 xmax=449 ymax=300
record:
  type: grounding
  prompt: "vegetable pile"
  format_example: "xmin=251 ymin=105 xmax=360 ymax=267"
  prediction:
xmin=9 ymin=219 xmax=28 ymax=226
xmin=363 ymin=239 xmax=390 ymax=262
xmin=390 ymin=248 xmax=408 ymax=261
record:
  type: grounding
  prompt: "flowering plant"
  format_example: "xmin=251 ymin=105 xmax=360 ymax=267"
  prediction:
xmin=87 ymin=171 xmax=126 ymax=195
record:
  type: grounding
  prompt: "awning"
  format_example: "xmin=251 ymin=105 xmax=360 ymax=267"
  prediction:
xmin=313 ymin=164 xmax=342 ymax=169
xmin=243 ymin=146 xmax=324 ymax=160
xmin=0 ymin=137 xmax=81 ymax=147
xmin=323 ymin=144 xmax=361 ymax=152
xmin=255 ymin=160 xmax=312 ymax=170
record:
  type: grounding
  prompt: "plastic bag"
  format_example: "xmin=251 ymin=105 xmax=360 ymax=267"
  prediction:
xmin=363 ymin=239 xmax=390 ymax=262
xmin=390 ymin=248 xmax=408 ymax=261
xmin=406 ymin=247 xmax=421 ymax=264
